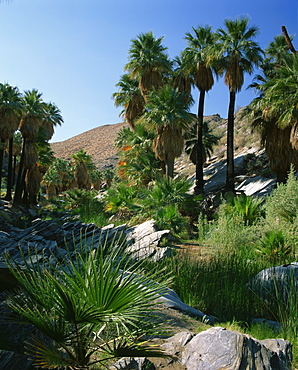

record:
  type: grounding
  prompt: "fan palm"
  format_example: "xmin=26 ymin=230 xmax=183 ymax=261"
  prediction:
xmin=265 ymin=34 xmax=293 ymax=67
xmin=0 ymin=83 xmax=23 ymax=200
xmin=115 ymin=124 xmax=160 ymax=186
xmin=215 ymin=17 xmax=263 ymax=192
xmin=125 ymin=31 xmax=172 ymax=101
xmin=41 ymin=102 xmax=63 ymax=141
xmin=113 ymin=74 xmax=145 ymax=130
xmin=184 ymin=25 xmax=216 ymax=194
xmin=172 ymin=54 xmax=193 ymax=103
xmin=140 ymin=84 xmax=195 ymax=178
xmin=13 ymin=89 xmax=46 ymax=205
xmin=71 ymin=149 xmax=95 ymax=189
xmin=51 ymin=157 xmax=73 ymax=192
xmin=246 ymin=52 xmax=298 ymax=182
xmin=185 ymin=121 xmax=219 ymax=164
xmin=5 ymin=237 xmax=169 ymax=368
xmin=41 ymin=165 xmax=62 ymax=199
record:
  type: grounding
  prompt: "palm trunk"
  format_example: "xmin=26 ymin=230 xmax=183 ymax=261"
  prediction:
xmin=4 ymin=138 xmax=14 ymax=201
xmin=281 ymin=26 xmax=296 ymax=54
xmin=225 ymin=90 xmax=236 ymax=193
xmin=165 ymin=159 xmax=174 ymax=178
xmin=13 ymin=138 xmax=26 ymax=205
xmin=194 ymin=90 xmax=205 ymax=195
xmin=12 ymin=155 xmax=17 ymax=188
xmin=276 ymin=168 xmax=288 ymax=184
xmin=0 ymin=139 xmax=5 ymax=196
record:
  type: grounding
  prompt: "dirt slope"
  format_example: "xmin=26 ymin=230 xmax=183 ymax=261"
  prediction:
xmin=51 ymin=122 xmax=129 ymax=169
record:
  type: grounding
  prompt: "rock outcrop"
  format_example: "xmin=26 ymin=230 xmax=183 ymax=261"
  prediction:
xmin=111 ymin=327 xmax=292 ymax=370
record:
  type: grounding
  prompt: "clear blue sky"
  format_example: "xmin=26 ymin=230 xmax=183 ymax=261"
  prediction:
xmin=0 ymin=0 xmax=296 ymax=142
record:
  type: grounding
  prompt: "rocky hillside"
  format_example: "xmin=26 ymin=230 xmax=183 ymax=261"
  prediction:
xmin=51 ymin=110 xmax=263 ymax=177
xmin=51 ymin=122 xmax=129 ymax=169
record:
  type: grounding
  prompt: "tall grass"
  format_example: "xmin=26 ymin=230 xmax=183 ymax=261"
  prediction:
xmin=161 ymin=251 xmax=270 ymax=323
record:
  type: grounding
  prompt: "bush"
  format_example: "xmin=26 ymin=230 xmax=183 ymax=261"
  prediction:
xmin=265 ymin=168 xmax=298 ymax=226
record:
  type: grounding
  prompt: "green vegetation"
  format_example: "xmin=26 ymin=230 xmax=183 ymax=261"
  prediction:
xmin=1 ymin=18 xmax=298 ymax=369
xmin=5 ymin=238 xmax=170 ymax=369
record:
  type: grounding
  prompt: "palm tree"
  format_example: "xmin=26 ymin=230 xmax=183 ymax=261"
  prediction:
xmin=246 ymin=52 xmax=298 ymax=182
xmin=41 ymin=165 xmax=62 ymax=199
xmin=113 ymin=74 xmax=145 ymax=130
xmin=140 ymin=85 xmax=195 ymax=178
xmin=51 ymin=157 xmax=74 ymax=192
xmin=265 ymin=34 xmax=293 ymax=66
xmin=172 ymin=54 xmax=193 ymax=103
xmin=215 ymin=17 xmax=263 ymax=192
xmin=13 ymin=89 xmax=46 ymax=205
xmin=185 ymin=121 xmax=219 ymax=164
xmin=71 ymin=149 xmax=95 ymax=189
xmin=115 ymin=124 xmax=161 ymax=186
xmin=125 ymin=31 xmax=172 ymax=101
xmin=0 ymin=83 xmax=23 ymax=200
xmin=41 ymin=102 xmax=63 ymax=141
xmin=184 ymin=25 xmax=216 ymax=194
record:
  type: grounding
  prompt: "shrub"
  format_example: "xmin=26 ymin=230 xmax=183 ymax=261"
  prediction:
xmin=104 ymin=181 xmax=140 ymax=219
xmin=265 ymin=167 xmax=298 ymax=226
xmin=153 ymin=204 xmax=186 ymax=236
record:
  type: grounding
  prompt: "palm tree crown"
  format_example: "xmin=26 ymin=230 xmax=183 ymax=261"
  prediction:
xmin=0 ymin=83 xmax=23 ymax=140
xmin=215 ymin=17 xmax=263 ymax=192
xmin=185 ymin=25 xmax=215 ymax=92
xmin=125 ymin=31 xmax=172 ymax=100
xmin=20 ymin=89 xmax=46 ymax=139
xmin=140 ymin=84 xmax=195 ymax=178
xmin=41 ymin=102 xmax=63 ymax=141
xmin=244 ymin=33 xmax=298 ymax=183
xmin=216 ymin=17 xmax=263 ymax=92
xmin=113 ymin=74 xmax=145 ymax=130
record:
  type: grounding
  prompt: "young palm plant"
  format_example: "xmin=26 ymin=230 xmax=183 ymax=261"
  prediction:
xmin=185 ymin=121 xmax=219 ymax=165
xmin=255 ymin=229 xmax=292 ymax=263
xmin=5 ymin=237 xmax=170 ymax=369
xmin=222 ymin=193 xmax=265 ymax=226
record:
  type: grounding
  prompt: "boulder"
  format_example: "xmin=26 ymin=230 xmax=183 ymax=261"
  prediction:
xmin=110 ymin=328 xmax=292 ymax=370
xmin=247 ymin=263 xmax=298 ymax=303
xmin=125 ymin=220 xmax=173 ymax=261
xmin=180 ymin=327 xmax=292 ymax=370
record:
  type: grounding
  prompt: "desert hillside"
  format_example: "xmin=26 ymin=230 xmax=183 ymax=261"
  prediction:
xmin=50 ymin=110 xmax=258 ymax=172
xmin=51 ymin=122 xmax=129 ymax=169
